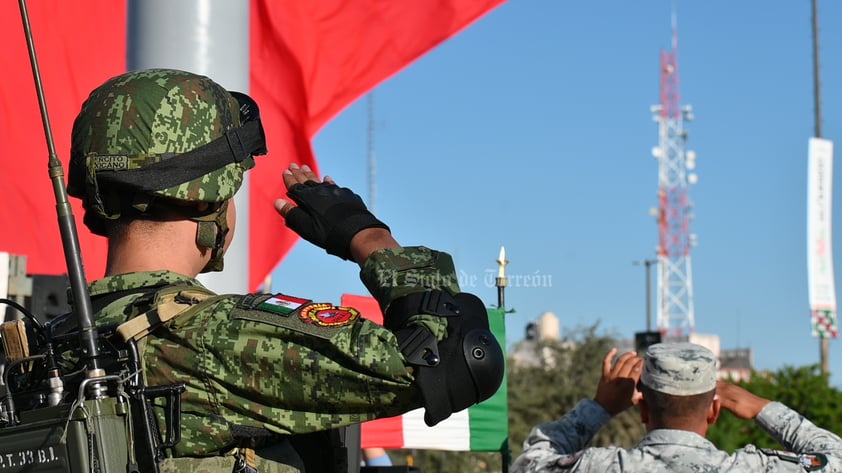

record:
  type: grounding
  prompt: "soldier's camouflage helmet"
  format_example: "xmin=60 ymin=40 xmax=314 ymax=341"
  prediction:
xmin=68 ymin=68 xmax=266 ymax=235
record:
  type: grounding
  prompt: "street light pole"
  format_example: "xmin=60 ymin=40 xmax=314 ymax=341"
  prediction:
xmin=634 ymin=259 xmax=659 ymax=332
xmin=811 ymin=0 xmax=830 ymax=377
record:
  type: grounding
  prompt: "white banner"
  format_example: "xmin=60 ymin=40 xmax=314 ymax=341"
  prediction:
xmin=807 ymin=137 xmax=838 ymax=338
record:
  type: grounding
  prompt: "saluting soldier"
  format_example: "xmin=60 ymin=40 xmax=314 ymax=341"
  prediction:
xmin=67 ymin=68 xmax=504 ymax=472
xmin=512 ymin=342 xmax=842 ymax=472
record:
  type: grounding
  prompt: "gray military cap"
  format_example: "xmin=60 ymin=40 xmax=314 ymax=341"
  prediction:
xmin=640 ymin=342 xmax=717 ymax=396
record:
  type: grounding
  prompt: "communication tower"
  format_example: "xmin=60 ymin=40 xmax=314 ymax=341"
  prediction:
xmin=650 ymin=8 xmax=698 ymax=337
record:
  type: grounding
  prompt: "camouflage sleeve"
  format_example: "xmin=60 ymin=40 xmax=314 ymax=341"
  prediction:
xmin=755 ymin=402 xmax=842 ymax=468
xmin=359 ymin=246 xmax=461 ymax=340
xmin=511 ymin=399 xmax=612 ymax=473
xmin=148 ymin=294 xmax=429 ymax=454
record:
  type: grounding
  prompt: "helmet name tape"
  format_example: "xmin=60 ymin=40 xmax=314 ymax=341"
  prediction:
xmin=89 ymin=155 xmax=131 ymax=171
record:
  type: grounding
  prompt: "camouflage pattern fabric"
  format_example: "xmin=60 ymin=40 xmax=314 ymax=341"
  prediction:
xmin=90 ymin=246 xmax=459 ymax=460
xmin=640 ymin=342 xmax=717 ymax=396
xmin=510 ymin=399 xmax=842 ymax=472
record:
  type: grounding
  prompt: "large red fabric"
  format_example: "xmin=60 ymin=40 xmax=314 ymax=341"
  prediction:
xmin=0 ymin=1 xmax=125 ymax=278
xmin=248 ymin=0 xmax=505 ymax=290
xmin=0 ymin=0 xmax=503 ymax=290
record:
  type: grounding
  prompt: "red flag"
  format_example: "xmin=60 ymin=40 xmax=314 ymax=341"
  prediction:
xmin=248 ymin=0 xmax=505 ymax=290
xmin=0 ymin=1 xmax=125 ymax=278
xmin=1 ymin=0 xmax=503 ymax=289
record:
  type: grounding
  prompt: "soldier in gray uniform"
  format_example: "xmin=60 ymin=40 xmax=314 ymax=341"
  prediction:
xmin=511 ymin=342 xmax=842 ymax=472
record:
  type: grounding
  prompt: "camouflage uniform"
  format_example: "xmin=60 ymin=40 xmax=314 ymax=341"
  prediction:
xmin=66 ymin=69 xmax=504 ymax=472
xmin=511 ymin=343 xmax=842 ymax=472
xmin=92 ymin=246 xmax=458 ymax=467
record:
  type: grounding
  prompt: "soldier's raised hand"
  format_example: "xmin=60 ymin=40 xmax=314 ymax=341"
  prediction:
xmin=716 ymin=380 xmax=770 ymax=420
xmin=274 ymin=163 xmax=395 ymax=264
xmin=594 ymin=348 xmax=644 ymax=416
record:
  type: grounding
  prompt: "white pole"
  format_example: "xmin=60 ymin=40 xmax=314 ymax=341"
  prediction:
xmin=127 ymin=0 xmax=251 ymax=293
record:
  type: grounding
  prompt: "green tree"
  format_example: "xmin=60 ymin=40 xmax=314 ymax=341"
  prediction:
xmin=708 ymin=364 xmax=842 ymax=452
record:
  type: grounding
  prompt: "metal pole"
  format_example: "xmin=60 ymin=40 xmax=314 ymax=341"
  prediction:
xmin=367 ymin=93 xmax=377 ymax=214
xmin=495 ymin=245 xmax=509 ymax=472
xmin=645 ymin=261 xmax=653 ymax=332
xmin=128 ymin=0 xmax=251 ymax=294
xmin=811 ymin=0 xmax=829 ymax=376
xmin=18 ymin=0 xmax=103 ymax=378
xmin=811 ymin=0 xmax=823 ymax=139
xmin=634 ymin=259 xmax=658 ymax=332
xmin=496 ymin=247 xmax=508 ymax=309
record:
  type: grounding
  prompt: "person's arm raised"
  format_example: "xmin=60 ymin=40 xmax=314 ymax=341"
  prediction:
xmin=594 ymin=348 xmax=644 ymax=416
xmin=715 ymin=380 xmax=770 ymax=420
xmin=274 ymin=163 xmax=392 ymax=263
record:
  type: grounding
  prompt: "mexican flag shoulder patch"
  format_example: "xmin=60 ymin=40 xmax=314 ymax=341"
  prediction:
xmin=257 ymin=294 xmax=310 ymax=316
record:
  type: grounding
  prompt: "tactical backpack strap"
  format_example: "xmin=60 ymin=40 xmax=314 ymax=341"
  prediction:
xmin=116 ymin=287 xmax=220 ymax=342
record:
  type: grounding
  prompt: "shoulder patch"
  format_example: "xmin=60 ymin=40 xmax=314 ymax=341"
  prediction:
xmin=299 ymin=303 xmax=360 ymax=327
xmin=761 ymin=449 xmax=829 ymax=471
xmin=256 ymin=294 xmax=310 ymax=316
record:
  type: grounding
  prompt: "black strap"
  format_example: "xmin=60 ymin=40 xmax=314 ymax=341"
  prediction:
xmin=90 ymin=285 xmax=164 ymax=313
xmin=384 ymin=290 xmax=461 ymax=331
xmin=287 ymin=428 xmax=356 ymax=473
xmin=47 ymin=285 xmax=165 ymax=338
xmin=93 ymin=120 xmax=265 ymax=192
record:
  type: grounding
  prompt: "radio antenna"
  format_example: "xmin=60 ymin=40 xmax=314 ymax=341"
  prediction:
xmin=17 ymin=0 xmax=103 ymax=378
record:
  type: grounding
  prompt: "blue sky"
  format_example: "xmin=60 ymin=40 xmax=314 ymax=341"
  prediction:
xmin=271 ymin=1 xmax=842 ymax=384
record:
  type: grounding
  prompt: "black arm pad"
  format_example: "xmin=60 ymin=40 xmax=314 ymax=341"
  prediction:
xmin=386 ymin=291 xmax=505 ymax=426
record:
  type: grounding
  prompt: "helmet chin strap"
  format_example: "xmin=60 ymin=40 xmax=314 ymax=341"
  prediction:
xmin=193 ymin=201 xmax=230 ymax=273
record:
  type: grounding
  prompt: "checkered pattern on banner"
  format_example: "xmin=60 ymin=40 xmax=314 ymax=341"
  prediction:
xmin=812 ymin=309 xmax=839 ymax=339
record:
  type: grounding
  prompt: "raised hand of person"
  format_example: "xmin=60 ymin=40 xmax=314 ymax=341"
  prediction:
xmin=716 ymin=380 xmax=770 ymax=420
xmin=274 ymin=163 xmax=395 ymax=264
xmin=594 ymin=348 xmax=644 ymax=416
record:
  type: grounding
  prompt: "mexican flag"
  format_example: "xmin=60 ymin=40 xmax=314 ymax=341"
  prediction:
xmin=0 ymin=0 xmax=504 ymax=290
xmin=341 ymin=294 xmax=509 ymax=452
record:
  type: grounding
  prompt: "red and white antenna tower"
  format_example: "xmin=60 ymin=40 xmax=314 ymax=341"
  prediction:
xmin=650 ymin=6 xmax=698 ymax=337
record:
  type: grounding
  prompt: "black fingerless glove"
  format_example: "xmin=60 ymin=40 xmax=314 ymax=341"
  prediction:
xmin=284 ymin=180 xmax=390 ymax=260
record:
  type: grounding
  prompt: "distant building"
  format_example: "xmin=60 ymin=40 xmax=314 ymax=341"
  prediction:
xmin=719 ymin=348 xmax=754 ymax=382
xmin=511 ymin=312 xmax=562 ymax=368
xmin=511 ymin=312 xmax=755 ymax=380
xmin=536 ymin=312 xmax=559 ymax=340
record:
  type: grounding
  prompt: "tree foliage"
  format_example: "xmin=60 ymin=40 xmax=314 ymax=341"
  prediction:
xmin=707 ymin=364 xmax=842 ymax=452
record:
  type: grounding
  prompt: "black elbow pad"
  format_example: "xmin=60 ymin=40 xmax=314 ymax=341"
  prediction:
xmin=386 ymin=291 xmax=505 ymax=426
